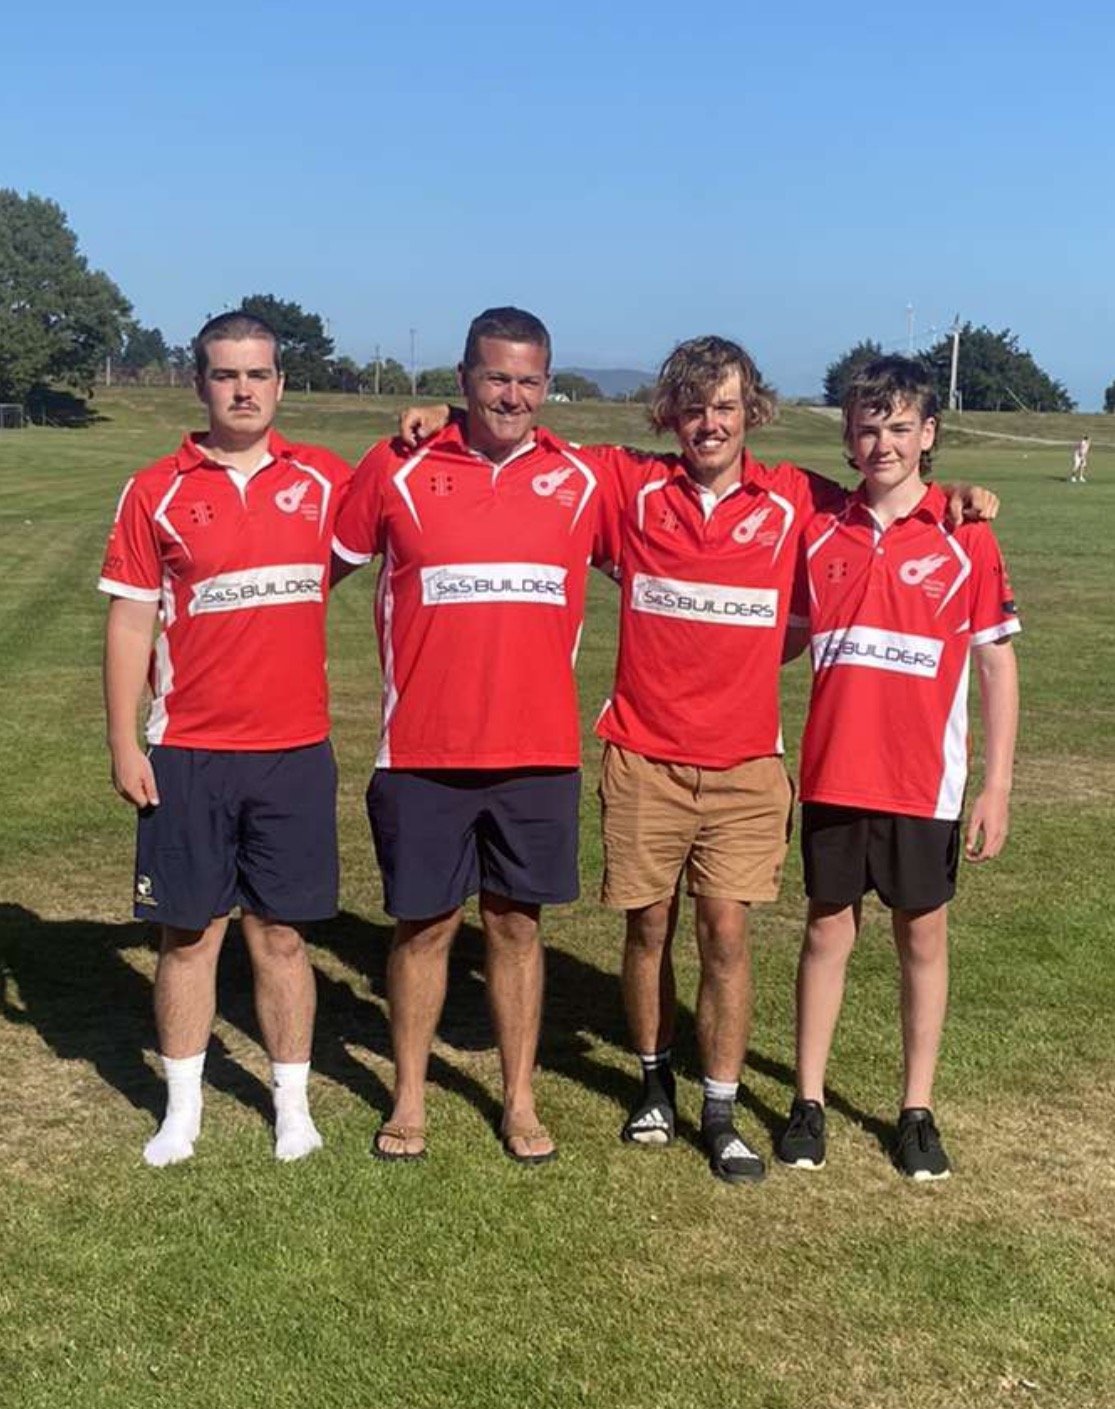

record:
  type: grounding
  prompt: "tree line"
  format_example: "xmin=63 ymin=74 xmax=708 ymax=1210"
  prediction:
xmin=823 ymin=328 xmax=1076 ymax=414
xmin=1 ymin=189 xmax=1092 ymax=412
xmin=0 ymin=192 xmax=608 ymax=409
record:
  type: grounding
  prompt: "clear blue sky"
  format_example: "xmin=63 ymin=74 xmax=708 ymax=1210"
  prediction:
xmin=4 ymin=0 xmax=1111 ymax=405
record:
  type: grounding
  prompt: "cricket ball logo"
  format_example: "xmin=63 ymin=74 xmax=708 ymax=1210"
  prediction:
xmin=275 ymin=480 xmax=312 ymax=514
xmin=532 ymin=468 xmax=576 ymax=498
xmin=899 ymin=553 xmax=949 ymax=587
xmin=732 ymin=507 xmax=772 ymax=545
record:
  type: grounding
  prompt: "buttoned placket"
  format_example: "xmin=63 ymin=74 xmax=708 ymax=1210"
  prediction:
xmin=692 ymin=477 xmax=743 ymax=534
xmin=220 ymin=452 xmax=278 ymax=507
xmin=469 ymin=438 xmax=537 ymax=491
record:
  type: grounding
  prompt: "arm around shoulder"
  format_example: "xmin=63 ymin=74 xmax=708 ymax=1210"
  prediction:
xmin=943 ymin=481 xmax=1000 ymax=525
xmin=398 ymin=402 xmax=456 ymax=449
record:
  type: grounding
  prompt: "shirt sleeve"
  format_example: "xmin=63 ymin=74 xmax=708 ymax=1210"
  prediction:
xmin=325 ymin=453 xmax=355 ymax=524
xmin=788 ymin=532 xmax=811 ymax=630
xmin=577 ymin=445 xmax=625 ymax=573
xmin=97 ymin=477 xmax=163 ymax=601
xmin=333 ymin=441 xmax=391 ymax=564
xmin=583 ymin=444 xmax=665 ymax=574
xmin=966 ymin=525 xmax=1021 ymax=646
xmin=799 ymin=467 xmax=848 ymax=521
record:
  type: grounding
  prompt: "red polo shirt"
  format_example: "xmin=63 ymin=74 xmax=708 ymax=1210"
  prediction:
xmin=333 ymin=423 xmax=601 ymax=769
xmin=591 ymin=445 xmax=844 ymax=768
xmin=799 ymin=481 xmax=1020 ymax=819
xmin=98 ymin=431 xmax=353 ymax=750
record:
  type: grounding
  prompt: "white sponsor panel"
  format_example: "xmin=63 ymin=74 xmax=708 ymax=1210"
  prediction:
xmin=812 ymin=624 xmax=944 ymax=678
xmin=189 ymin=563 xmax=325 ymax=616
xmin=630 ymin=573 xmax=778 ymax=627
xmin=420 ymin=562 xmax=568 ymax=607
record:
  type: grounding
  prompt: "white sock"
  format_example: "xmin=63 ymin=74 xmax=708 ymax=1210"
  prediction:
xmin=272 ymin=1060 xmax=322 ymax=1162
xmin=701 ymin=1076 xmax=740 ymax=1126
xmin=144 ymin=1051 xmax=205 ymax=1168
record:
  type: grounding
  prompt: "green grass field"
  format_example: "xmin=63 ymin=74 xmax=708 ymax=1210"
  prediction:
xmin=2 ymin=389 xmax=1113 ymax=1409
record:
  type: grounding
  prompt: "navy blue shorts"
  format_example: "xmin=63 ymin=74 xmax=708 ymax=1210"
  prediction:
xmin=801 ymin=802 xmax=959 ymax=912
xmin=134 ymin=742 xmax=339 ymax=930
xmin=367 ymin=768 xmax=580 ymax=921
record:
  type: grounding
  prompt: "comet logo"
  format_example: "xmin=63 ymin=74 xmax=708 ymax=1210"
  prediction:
xmin=732 ymin=507 xmax=772 ymax=545
xmin=899 ymin=553 xmax=949 ymax=586
xmin=532 ymin=468 xmax=576 ymax=497
xmin=276 ymin=480 xmax=312 ymax=514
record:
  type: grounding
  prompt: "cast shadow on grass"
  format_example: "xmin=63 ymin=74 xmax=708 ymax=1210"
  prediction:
xmin=543 ymin=958 xmax=889 ymax=1156
xmin=23 ymin=388 xmax=108 ymax=428
xmin=0 ymin=904 xmax=271 ymax=1124
xmin=0 ymin=903 xmax=890 ymax=1157
xmin=319 ymin=909 xmax=681 ymax=1138
xmin=0 ymin=904 xmax=398 ymax=1132
xmin=744 ymin=1049 xmax=893 ymax=1155
xmin=0 ymin=902 xmax=518 ymax=1140
xmin=320 ymin=910 xmax=890 ymax=1156
xmin=308 ymin=909 xmax=506 ymax=1132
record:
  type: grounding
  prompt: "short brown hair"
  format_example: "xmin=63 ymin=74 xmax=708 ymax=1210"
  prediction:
xmin=649 ymin=336 xmax=776 ymax=434
xmin=461 ymin=306 xmax=552 ymax=372
xmin=194 ymin=311 xmax=282 ymax=377
xmin=842 ymin=356 xmax=940 ymax=477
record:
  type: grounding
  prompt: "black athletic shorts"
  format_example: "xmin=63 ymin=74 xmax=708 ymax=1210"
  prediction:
xmin=367 ymin=767 xmax=581 ymax=920
xmin=801 ymin=802 xmax=959 ymax=911
xmin=134 ymin=742 xmax=339 ymax=930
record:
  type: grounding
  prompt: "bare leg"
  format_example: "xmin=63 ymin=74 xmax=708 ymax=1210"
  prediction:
xmin=480 ymin=891 xmax=551 ymax=1160
xmin=240 ymin=914 xmax=316 ymax=1062
xmin=694 ymin=897 xmax=751 ymax=1083
xmin=694 ymin=897 xmax=768 ymax=1182
xmin=145 ymin=918 xmax=228 ymax=1166
xmin=241 ymin=913 xmax=321 ymax=1160
xmin=379 ymin=908 xmax=461 ymax=1156
xmin=621 ymin=893 xmax=679 ymax=1056
xmin=894 ymin=905 xmax=949 ymax=1110
xmin=153 ymin=917 xmax=228 ymax=1057
xmin=794 ymin=901 xmax=860 ymax=1103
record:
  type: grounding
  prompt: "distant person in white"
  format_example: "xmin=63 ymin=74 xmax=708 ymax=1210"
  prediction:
xmin=1070 ymin=436 xmax=1090 ymax=483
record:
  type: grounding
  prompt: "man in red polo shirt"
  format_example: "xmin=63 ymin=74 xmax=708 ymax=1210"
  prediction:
xmin=334 ymin=307 xmax=599 ymax=1165
xmin=100 ymin=311 xmax=352 ymax=1167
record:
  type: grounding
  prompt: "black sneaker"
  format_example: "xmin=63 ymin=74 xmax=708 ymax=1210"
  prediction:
xmin=776 ymin=1097 xmax=826 ymax=1170
xmin=621 ymin=1068 xmax=676 ymax=1146
xmin=894 ymin=1107 xmax=951 ymax=1181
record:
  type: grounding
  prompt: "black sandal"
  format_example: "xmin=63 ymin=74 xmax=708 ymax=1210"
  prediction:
xmin=701 ymin=1120 xmax=765 ymax=1183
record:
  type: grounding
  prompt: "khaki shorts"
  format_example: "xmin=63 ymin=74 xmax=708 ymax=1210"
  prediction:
xmin=598 ymin=744 xmax=793 ymax=909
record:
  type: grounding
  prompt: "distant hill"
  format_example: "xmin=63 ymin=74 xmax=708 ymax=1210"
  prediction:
xmin=558 ymin=366 xmax=654 ymax=398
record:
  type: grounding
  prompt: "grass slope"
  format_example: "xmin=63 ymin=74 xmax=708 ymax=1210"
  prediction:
xmin=1 ymin=391 xmax=1112 ymax=1408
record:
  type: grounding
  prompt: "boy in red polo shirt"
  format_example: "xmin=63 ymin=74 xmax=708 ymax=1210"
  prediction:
xmin=777 ymin=357 xmax=1019 ymax=1180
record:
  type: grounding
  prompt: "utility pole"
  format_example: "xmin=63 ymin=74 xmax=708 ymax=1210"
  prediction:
xmin=409 ymin=328 xmax=418 ymax=396
xmin=948 ymin=317 xmax=961 ymax=412
xmin=105 ymin=353 xmax=112 ymax=388
xmin=374 ymin=343 xmax=381 ymax=396
xmin=906 ymin=303 xmax=915 ymax=355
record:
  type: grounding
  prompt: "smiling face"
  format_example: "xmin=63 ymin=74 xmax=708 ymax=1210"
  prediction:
xmin=195 ymin=336 xmax=284 ymax=448
xmin=845 ymin=396 xmax=937 ymax=500
xmin=459 ymin=336 xmax=549 ymax=463
xmin=674 ymin=369 xmax=747 ymax=489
